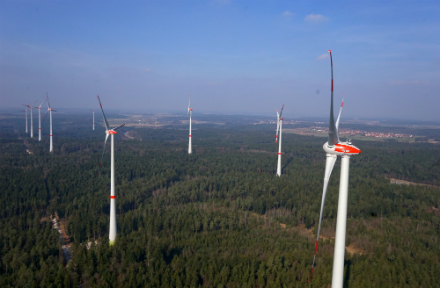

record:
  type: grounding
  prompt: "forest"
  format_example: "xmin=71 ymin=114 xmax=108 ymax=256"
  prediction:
xmin=0 ymin=112 xmax=439 ymax=287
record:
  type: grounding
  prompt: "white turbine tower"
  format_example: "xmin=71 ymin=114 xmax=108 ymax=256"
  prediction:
xmin=22 ymin=104 xmax=29 ymax=133
xmin=308 ymin=50 xmax=360 ymax=287
xmin=37 ymin=99 xmax=47 ymax=141
xmin=188 ymin=96 xmax=192 ymax=154
xmin=29 ymin=100 xmax=38 ymax=138
xmin=97 ymin=95 xmax=125 ymax=246
xmin=92 ymin=109 xmax=95 ymax=130
xmin=275 ymin=104 xmax=284 ymax=177
xmin=46 ymin=94 xmax=55 ymax=152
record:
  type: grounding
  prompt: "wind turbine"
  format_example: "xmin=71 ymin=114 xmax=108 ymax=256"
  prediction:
xmin=308 ymin=50 xmax=360 ymax=288
xmin=96 ymin=95 xmax=125 ymax=245
xmin=92 ymin=109 xmax=95 ymax=130
xmin=46 ymin=94 xmax=54 ymax=152
xmin=275 ymin=104 xmax=284 ymax=177
xmin=188 ymin=96 xmax=192 ymax=154
xmin=29 ymin=100 xmax=38 ymax=138
xmin=22 ymin=105 xmax=29 ymax=133
xmin=37 ymin=99 xmax=47 ymax=141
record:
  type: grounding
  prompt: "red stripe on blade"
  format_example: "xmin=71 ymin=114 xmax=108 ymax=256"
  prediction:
xmin=314 ymin=240 xmax=319 ymax=255
xmin=308 ymin=267 xmax=314 ymax=282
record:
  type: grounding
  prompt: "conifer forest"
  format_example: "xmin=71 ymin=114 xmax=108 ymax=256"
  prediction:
xmin=1 ymin=113 xmax=439 ymax=288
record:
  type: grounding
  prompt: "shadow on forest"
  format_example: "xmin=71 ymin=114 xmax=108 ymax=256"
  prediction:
xmin=282 ymin=156 xmax=293 ymax=171
xmin=343 ymin=259 xmax=352 ymax=288
xmin=163 ymin=246 xmax=183 ymax=264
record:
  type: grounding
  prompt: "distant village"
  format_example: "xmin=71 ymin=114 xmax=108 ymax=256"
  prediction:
xmin=312 ymin=127 xmax=413 ymax=138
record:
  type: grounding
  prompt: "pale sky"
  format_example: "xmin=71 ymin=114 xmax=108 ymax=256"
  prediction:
xmin=1 ymin=0 xmax=439 ymax=120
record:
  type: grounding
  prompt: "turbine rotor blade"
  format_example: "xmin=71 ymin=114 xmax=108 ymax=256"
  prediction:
xmin=112 ymin=123 xmax=126 ymax=131
xmin=327 ymin=50 xmax=339 ymax=146
xmin=97 ymin=95 xmax=110 ymax=130
xmin=276 ymin=110 xmax=280 ymax=143
xmin=39 ymin=99 xmax=47 ymax=108
xmin=335 ymin=93 xmax=344 ymax=132
xmin=46 ymin=93 xmax=51 ymax=109
xmin=309 ymin=154 xmax=337 ymax=282
xmin=32 ymin=99 xmax=38 ymax=107
xmin=188 ymin=95 xmax=191 ymax=115
xmin=97 ymin=134 xmax=110 ymax=176
xmin=41 ymin=111 xmax=50 ymax=123
xmin=279 ymin=104 xmax=284 ymax=118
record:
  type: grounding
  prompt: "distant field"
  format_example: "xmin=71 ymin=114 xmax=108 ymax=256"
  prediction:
xmin=349 ymin=135 xmax=416 ymax=143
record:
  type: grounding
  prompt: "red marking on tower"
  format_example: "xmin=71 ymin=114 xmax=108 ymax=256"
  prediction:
xmin=189 ymin=135 xmax=192 ymax=137
xmin=110 ymin=196 xmax=115 ymax=199
xmin=50 ymin=135 xmax=53 ymax=136
xmin=278 ymin=152 xmax=281 ymax=155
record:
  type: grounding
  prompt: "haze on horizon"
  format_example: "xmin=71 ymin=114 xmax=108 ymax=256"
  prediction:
xmin=1 ymin=0 xmax=439 ymax=121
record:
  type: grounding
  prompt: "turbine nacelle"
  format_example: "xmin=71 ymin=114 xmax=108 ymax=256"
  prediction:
xmin=323 ymin=142 xmax=361 ymax=156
